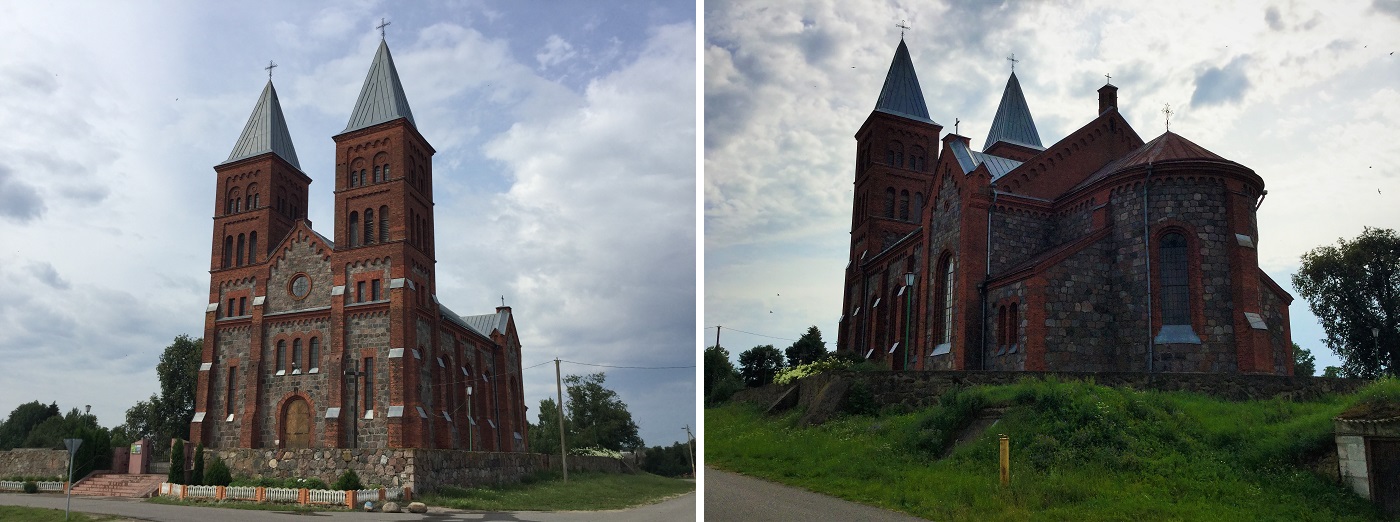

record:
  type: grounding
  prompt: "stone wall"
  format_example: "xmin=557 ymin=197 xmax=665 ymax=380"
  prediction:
xmin=211 ymin=448 xmax=623 ymax=493
xmin=0 ymin=449 xmax=70 ymax=478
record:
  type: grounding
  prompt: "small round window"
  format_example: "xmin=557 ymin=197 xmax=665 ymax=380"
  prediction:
xmin=290 ymin=274 xmax=311 ymax=299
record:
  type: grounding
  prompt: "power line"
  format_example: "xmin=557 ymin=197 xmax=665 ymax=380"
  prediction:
xmin=560 ymin=360 xmax=695 ymax=369
xmin=717 ymin=326 xmax=798 ymax=343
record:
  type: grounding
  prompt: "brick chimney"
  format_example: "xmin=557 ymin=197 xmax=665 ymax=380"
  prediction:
xmin=1098 ymin=83 xmax=1118 ymax=115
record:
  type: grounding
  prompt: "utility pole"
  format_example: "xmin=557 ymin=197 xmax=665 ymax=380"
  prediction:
xmin=555 ymin=358 xmax=567 ymax=482
xmin=714 ymin=326 xmax=721 ymax=350
xmin=684 ymin=425 xmax=695 ymax=477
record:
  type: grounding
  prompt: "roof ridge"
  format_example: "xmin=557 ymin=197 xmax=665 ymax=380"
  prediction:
xmin=873 ymin=39 xmax=936 ymax=125
xmin=983 ymin=72 xmax=1043 ymax=151
xmin=343 ymin=39 xmax=417 ymax=133
xmin=222 ymin=80 xmax=302 ymax=169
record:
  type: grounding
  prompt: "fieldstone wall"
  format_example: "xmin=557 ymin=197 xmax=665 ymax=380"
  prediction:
xmin=211 ymin=448 xmax=623 ymax=493
xmin=212 ymin=324 xmax=254 ymax=447
xmin=1041 ymin=240 xmax=1119 ymax=371
xmin=265 ymin=235 xmax=333 ymax=314
xmin=989 ymin=208 xmax=1050 ymax=275
xmin=0 ymin=449 xmax=68 ymax=479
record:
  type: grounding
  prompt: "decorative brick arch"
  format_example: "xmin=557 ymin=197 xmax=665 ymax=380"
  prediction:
xmin=274 ymin=392 xmax=316 ymax=449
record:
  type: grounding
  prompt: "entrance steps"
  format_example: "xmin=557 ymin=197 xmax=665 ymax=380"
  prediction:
xmin=70 ymin=473 xmax=166 ymax=498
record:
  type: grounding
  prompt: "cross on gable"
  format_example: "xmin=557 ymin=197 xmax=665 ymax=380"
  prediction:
xmin=377 ymin=17 xmax=391 ymax=40
xmin=265 ymin=60 xmax=277 ymax=80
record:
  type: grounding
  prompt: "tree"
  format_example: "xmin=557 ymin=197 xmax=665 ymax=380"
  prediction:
xmin=1323 ymin=366 xmax=1343 ymax=378
xmin=704 ymin=345 xmax=743 ymax=405
xmin=121 ymin=335 xmax=202 ymax=444
xmin=641 ymin=441 xmax=694 ymax=477
xmin=738 ymin=345 xmax=784 ymax=387
xmin=785 ymin=326 xmax=828 ymax=367
xmin=191 ymin=444 xmax=205 ymax=486
xmin=1293 ymin=343 xmax=1316 ymax=377
xmin=168 ymin=439 xmax=185 ymax=484
xmin=529 ymin=373 xmax=643 ymax=454
xmin=1292 ymin=228 xmax=1400 ymax=378
xmin=0 ymin=401 xmax=59 ymax=450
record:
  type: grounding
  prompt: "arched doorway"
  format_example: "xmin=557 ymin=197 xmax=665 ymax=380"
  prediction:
xmin=283 ymin=397 xmax=311 ymax=448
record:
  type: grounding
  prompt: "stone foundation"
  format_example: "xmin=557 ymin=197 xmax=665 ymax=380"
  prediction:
xmin=0 ymin=449 xmax=69 ymax=479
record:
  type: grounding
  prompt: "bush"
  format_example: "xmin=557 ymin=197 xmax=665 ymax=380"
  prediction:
xmin=191 ymin=444 xmax=205 ymax=486
xmin=333 ymin=469 xmax=363 ymax=491
xmin=22 ymin=481 xmax=37 ymax=494
xmin=204 ymin=457 xmax=232 ymax=487
xmin=843 ymin=380 xmax=878 ymax=416
xmin=773 ymin=356 xmax=854 ymax=386
xmin=167 ymin=439 xmax=185 ymax=484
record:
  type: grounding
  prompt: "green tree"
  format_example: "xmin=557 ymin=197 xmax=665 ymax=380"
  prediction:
xmin=121 ymin=335 xmax=202 ymax=444
xmin=1292 ymin=228 xmax=1400 ymax=378
xmin=1293 ymin=343 xmax=1316 ymax=377
xmin=784 ymin=326 xmax=828 ymax=367
xmin=204 ymin=456 xmax=232 ymax=486
xmin=704 ymin=345 xmax=743 ymax=405
xmin=191 ymin=444 xmax=205 ymax=486
xmin=530 ymin=373 xmax=643 ymax=454
xmin=168 ymin=439 xmax=185 ymax=484
xmin=1323 ymin=366 xmax=1342 ymax=378
xmin=738 ymin=345 xmax=784 ymax=387
xmin=641 ymin=441 xmax=694 ymax=477
xmin=0 ymin=401 xmax=59 ymax=450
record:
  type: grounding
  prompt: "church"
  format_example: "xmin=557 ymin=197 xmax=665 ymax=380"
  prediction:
xmin=189 ymin=36 xmax=529 ymax=451
xmin=836 ymin=39 xmax=1296 ymax=375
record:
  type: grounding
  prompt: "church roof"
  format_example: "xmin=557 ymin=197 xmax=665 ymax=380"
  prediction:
xmin=222 ymin=80 xmax=301 ymax=170
xmin=343 ymin=39 xmax=417 ymax=134
xmin=948 ymin=138 xmax=1023 ymax=179
xmin=1069 ymin=131 xmax=1242 ymax=193
xmin=874 ymin=39 xmax=936 ymax=124
xmin=461 ymin=309 xmax=511 ymax=337
xmin=983 ymin=72 xmax=1043 ymax=151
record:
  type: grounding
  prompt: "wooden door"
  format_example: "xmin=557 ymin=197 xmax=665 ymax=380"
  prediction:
xmin=284 ymin=399 xmax=311 ymax=448
xmin=1371 ymin=438 xmax=1400 ymax=516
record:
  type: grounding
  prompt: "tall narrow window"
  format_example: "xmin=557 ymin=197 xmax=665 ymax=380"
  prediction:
xmin=226 ymin=366 xmax=237 ymax=416
xmin=1008 ymin=303 xmax=1018 ymax=348
xmin=1160 ymin=232 xmax=1189 ymax=325
xmin=899 ymin=190 xmax=910 ymax=221
xmin=373 ymin=166 xmax=381 ymax=183
xmin=228 ymin=298 xmax=235 ymax=316
xmin=308 ymin=337 xmax=319 ymax=372
xmin=360 ymin=169 xmax=367 ymax=186
xmin=238 ymin=296 xmax=246 ymax=316
xmin=357 ymin=281 xmax=365 ymax=303
xmin=884 ymin=188 xmax=896 ymax=218
xmin=379 ymin=205 xmax=389 ymax=243
xmin=364 ymin=208 xmax=374 ymax=244
xmin=223 ymin=236 xmax=233 ymax=268
xmin=291 ymin=339 xmax=302 ymax=374
xmin=372 ymin=279 xmax=382 ymax=301
xmin=914 ymin=192 xmax=925 ymax=222
xmin=236 ymin=234 xmax=245 ymax=267
xmin=248 ymin=232 xmax=257 ymax=265
xmin=275 ymin=340 xmax=286 ymax=374
xmin=934 ymin=254 xmax=954 ymax=346
xmin=887 ymin=141 xmax=904 ymax=167
xmin=349 ymin=212 xmax=360 ymax=247
xmin=383 ymin=164 xmax=391 ymax=179
xmin=363 ymin=357 xmax=375 ymax=413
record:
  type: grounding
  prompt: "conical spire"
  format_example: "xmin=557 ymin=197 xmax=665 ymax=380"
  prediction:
xmin=983 ymin=72 xmax=1042 ymax=151
xmin=223 ymin=80 xmax=301 ymax=169
xmin=343 ymin=39 xmax=416 ymax=133
xmin=874 ymin=39 xmax=935 ymax=124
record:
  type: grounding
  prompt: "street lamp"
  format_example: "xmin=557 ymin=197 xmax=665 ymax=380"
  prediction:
xmin=905 ymin=272 xmax=916 ymax=370
xmin=467 ymin=386 xmax=474 ymax=451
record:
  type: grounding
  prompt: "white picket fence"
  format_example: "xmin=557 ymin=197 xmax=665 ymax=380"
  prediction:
xmin=306 ymin=488 xmax=344 ymax=505
xmin=0 ymin=481 xmax=22 ymax=491
xmin=385 ymin=486 xmax=405 ymax=500
xmin=226 ymin=485 xmax=257 ymax=500
xmin=265 ymin=487 xmax=299 ymax=502
xmin=158 ymin=482 xmax=410 ymax=506
xmin=185 ymin=485 xmax=218 ymax=499
xmin=36 ymin=481 xmax=64 ymax=492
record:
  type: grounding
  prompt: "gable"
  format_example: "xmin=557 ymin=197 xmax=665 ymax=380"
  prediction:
xmin=264 ymin=224 xmax=334 ymax=314
xmin=995 ymin=110 xmax=1144 ymax=201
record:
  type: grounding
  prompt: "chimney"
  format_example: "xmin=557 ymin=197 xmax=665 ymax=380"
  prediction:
xmin=1098 ymin=83 xmax=1118 ymax=115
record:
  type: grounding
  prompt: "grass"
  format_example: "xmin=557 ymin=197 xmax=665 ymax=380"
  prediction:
xmin=707 ymin=376 xmax=1400 ymax=521
xmin=0 ymin=506 xmax=121 ymax=521
xmin=146 ymin=495 xmax=339 ymax=514
xmin=419 ymin=471 xmax=695 ymax=511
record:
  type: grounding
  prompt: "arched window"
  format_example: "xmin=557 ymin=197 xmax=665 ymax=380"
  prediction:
xmin=1160 ymin=232 xmax=1189 ymax=325
xmin=379 ymin=205 xmax=389 ymax=243
xmin=408 ymin=210 xmax=416 ymax=247
xmin=275 ymin=340 xmax=286 ymax=374
xmin=253 ymin=192 xmax=260 ymax=209
xmin=349 ymin=211 xmax=360 ymax=247
xmin=222 ymin=236 xmax=233 ymax=268
xmin=235 ymin=234 xmax=245 ymax=267
xmin=911 ymin=146 xmax=926 ymax=171
xmin=899 ymin=190 xmax=910 ymax=221
xmin=933 ymin=254 xmax=954 ymax=347
xmin=914 ymin=192 xmax=924 ymax=222
xmin=277 ymin=187 xmax=287 ymax=215
xmin=229 ymin=187 xmax=242 ymax=214
xmin=360 ymin=169 xmax=367 ymax=186
xmin=997 ymin=305 xmax=1007 ymax=350
xmin=248 ymin=232 xmax=257 ymax=265
xmin=383 ymin=164 xmax=391 ymax=180
xmin=364 ymin=208 xmax=374 ymax=244
xmin=886 ymin=141 xmax=904 ymax=168
xmin=884 ymin=188 xmax=896 ymax=218
xmin=308 ymin=337 xmax=320 ymax=372
xmin=292 ymin=339 xmax=302 ymax=374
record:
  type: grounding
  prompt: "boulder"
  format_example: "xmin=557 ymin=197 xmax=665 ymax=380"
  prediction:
xmin=407 ymin=501 xmax=427 ymax=513
xmin=382 ymin=501 xmax=401 ymax=513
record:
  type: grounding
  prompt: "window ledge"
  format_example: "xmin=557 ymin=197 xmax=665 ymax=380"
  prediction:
xmin=931 ymin=343 xmax=951 ymax=356
xmin=1154 ymin=325 xmax=1202 ymax=345
xmin=275 ymin=370 xmax=286 ymax=376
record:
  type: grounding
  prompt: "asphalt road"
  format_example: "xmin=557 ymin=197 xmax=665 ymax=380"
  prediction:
xmin=0 ymin=491 xmax=695 ymax=521
xmin=703 ymin=468 xmax=924 ymax=521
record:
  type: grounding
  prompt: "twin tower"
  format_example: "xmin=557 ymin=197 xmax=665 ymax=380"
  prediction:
xmin=193 ymin=39 xmax=528 ymax=451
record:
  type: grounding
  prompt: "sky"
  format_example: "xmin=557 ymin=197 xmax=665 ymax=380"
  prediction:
xmin=705 ymin=0 xmax=1400 ymax=372
xmin=0 ymin=1 xmax=696 ymax=447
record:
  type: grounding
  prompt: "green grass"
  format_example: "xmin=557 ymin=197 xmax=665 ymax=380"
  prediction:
xmin=146 ymin=495 xmax=339 ymax=513
xmin=0 ymin=506 xmax=120 ymax=521
xmin=419 ymin=471 xmax=694 ymax=511
xmin=707 ymin=376 xmax=1399 ymax=521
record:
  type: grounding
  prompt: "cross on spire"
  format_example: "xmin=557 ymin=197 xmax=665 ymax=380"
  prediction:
xmin=501 ymin=295 xmax=506 ymax=307
xmin=955 ymin=118 xmax=960 ymax=135
xmin=264 ymin=60 xmax=277 ymax=80
xmin=1007 ymin=53 xmax=1019 ymax=72
xmin=1162 ymin=103 xmax=1174 ymax=132
xmin=377 ymin=17 xmax=391 ymax=40
xmin=1104 ymin=73 xmax=1112 ymax=85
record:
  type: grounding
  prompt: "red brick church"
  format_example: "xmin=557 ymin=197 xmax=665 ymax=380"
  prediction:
xmin=190 ymin=37 xmax=529 ymax=450
xmin=836 ymin=39 xmax=1295 ymax=374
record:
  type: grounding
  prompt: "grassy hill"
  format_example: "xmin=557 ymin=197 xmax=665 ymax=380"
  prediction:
xmin=705 ymin=376 xmax=1400 ymax=521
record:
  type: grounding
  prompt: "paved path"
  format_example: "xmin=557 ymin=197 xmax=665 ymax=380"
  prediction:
xmin=704 ymin=468 xmax=924 ymax=521
xmin=0 ymin=491 xmax=695 ymax=521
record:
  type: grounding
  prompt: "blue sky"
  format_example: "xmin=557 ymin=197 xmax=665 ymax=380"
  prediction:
xmin=0 ymin=0 xmax=695 ymax=447
xmin=705 ymin=0 xmax=1400 ymax=372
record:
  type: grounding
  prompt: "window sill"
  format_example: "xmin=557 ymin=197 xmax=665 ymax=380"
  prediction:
xmin=931 ymin=343 xmax=951 ymax=356
xmin=1154 ymin=325 xmax=1202 ymax=345
xmin=275 ymin=370 xmax=286 ymax=376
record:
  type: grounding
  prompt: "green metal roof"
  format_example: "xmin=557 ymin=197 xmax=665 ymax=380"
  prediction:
xmin=874 ymin=39 xmax=936 ymax=125
xmin=343 ymin=39 xmax=417 ymax=133
xmin=983 ymin=72 xmax=1043 ymax=151
xmin=222 ymin=80 xmax=301 ymax=169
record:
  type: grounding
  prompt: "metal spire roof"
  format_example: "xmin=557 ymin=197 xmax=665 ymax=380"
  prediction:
xmin=983 ymin=72 xmax=1043 ymax=151
xmin=222 ymin=80 xmax=301 ymax=169
xmin=874 ymin=39 xmax=936 ymax=125
xmin=343 ymin=39 xmax=417 ymax=134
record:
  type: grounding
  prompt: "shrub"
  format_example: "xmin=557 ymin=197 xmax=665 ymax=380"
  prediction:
xmin=332 ymin=469 xmax=363 ymax=491
xmin=191 ymin=444 xmax=205 ymax=486
xmin=903 ymin=386 xmax=986 ymax=456
xmin=204 ymin=457 xmax=232 ymax=487
xmin=167 ymin=439 xmax=185 ymax=484
xmin=843 ymin=380 xmax=878 ymax=416
xmin=773 ymin=356 xmax=854 ymax=386
xmin=22 ymin=481 xmax=37 ymax=494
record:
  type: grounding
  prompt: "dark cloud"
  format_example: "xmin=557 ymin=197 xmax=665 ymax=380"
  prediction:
xmin=1190 ymin=56 xmax=1251 ymax=107
xmin=59 ymin=184 xmax=110 ymax=204
xmin=2 ymin=64 xmax=59 ymax=95
xmin=27 ymin=262 xmax=70 ymax=290
xmin=1265 ymin=6 xmax=1284 ymax=30
xmin=1374 ymin=0 xmax=1400 ymax=19
xmin=0 ymin=165 xmax=46 ymax=222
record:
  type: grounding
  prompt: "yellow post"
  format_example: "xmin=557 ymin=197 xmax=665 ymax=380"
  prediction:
xmin=998 ymin=434 xmax=1010 ymax=486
